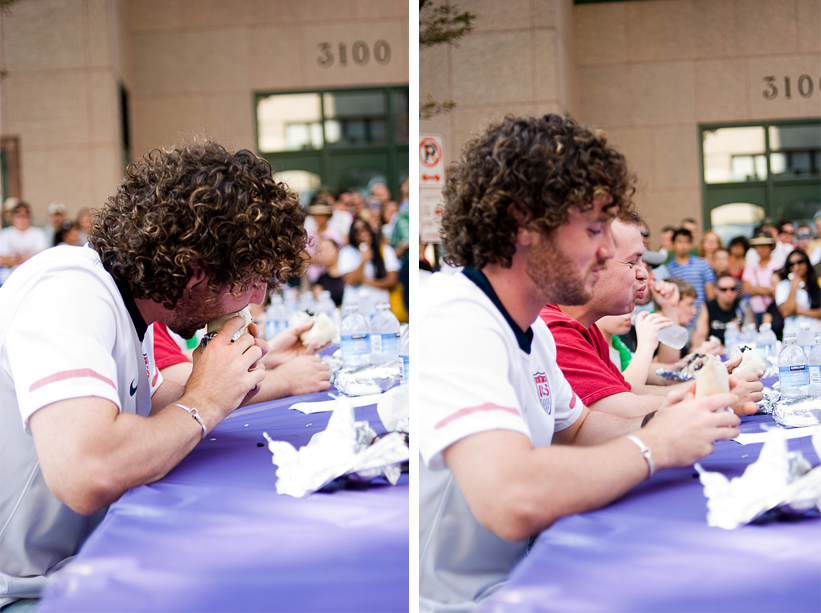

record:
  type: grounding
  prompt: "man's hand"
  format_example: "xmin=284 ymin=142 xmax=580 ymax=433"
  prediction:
xmin=187 ymin=316 xmax=266 ymax=419
xmin=727 ymin=371 xmax=764 ymax=415
xmin=262 ymin=318 xmax=331 ymax=368
xmin=691 ymin=337 xmax=722 ymax=356
xmin=649 ymin=280 xmax=680 ymax=314
xmin=635 ymin=311 xmax=673 ymax=350
xmin=267 ymin=355 xmax=331 ymax=397
xmin=644 ymin=383 xmax=740 ymax=469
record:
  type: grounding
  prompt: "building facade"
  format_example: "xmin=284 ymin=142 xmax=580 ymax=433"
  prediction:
xmin=420 ymin=0 xmax=820 ymax=246
xmin=0 ymin=0 xmax=409 ymax=221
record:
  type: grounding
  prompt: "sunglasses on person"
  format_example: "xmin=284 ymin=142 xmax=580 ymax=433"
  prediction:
xmin=640 ymin=230 xmax=650 ymax=237
xmin=788 ymin=259 xmax=808 ymax=267
xmin=717 ymin=285 xmax=736 ymax=292
xmin=796 ymin=232 xmax=812 ymax=240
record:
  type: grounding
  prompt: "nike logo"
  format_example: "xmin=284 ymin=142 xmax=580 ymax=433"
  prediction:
xmin=129 ymin=380 xmax=138 ymax=396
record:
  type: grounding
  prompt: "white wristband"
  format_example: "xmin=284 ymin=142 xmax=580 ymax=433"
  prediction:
xmin=624 ymin=434 xmax=655 ymax=478
xmin=172 ymin=403 xmax=207 ymax=440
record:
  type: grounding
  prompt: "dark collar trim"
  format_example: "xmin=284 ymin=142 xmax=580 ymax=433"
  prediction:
xmin=463 ymin=265 xmax=533 ymax=354
xmin=114 ymin=277 xmax=148 ymax=342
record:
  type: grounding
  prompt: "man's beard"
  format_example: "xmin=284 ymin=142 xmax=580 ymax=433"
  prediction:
xmin=167 ymin=294 xmax=225 ymax=340
xmin=526 ymin=240 xmax=601 ymax=306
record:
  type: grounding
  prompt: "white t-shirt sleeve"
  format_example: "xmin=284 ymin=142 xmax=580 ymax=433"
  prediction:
xmin=420 ymin=301 xmax=530 ymax=471
xmin=337 ymin=245 xmax=363 ymax=276
xmin=4 ymin=269 xmax=122 ymax=431
xmin=531 ymin=320 xmax=584 ymax=433
xmin=382 ymin=245 xmax=400 ymax=272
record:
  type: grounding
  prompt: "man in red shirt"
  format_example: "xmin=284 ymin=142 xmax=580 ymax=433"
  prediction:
xmin=541 ymin=215 xmax=763 ymax=418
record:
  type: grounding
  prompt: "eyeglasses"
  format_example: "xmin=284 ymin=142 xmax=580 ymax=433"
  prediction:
xmin=640 ymin=230 xmax=650 ymax=237
xmin=788 ymin=260 xmax=808 ymax=267
xmin=796 ymin=233 xmax=812 ymax=240
xmin=717 ymin=286 xmax=736 ymax=292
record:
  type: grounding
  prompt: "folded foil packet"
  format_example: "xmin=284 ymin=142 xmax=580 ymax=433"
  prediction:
xmin=695 ymin=428 xmax=821 ymax=529
xmin=773 ymin=395 xmax=821 ymax=428
xmin=264 ymin=397 xmax=409 ymax=498
xmin=334 ymin=362 xmax=401 ymax=396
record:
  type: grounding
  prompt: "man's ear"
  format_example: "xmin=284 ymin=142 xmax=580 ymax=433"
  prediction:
xmin=185 ymin=262 xmax=208 ymax=291
xmin=508 ymin=202 xmax=537 ymax=246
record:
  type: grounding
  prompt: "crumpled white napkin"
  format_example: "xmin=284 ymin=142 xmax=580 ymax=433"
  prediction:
xmin=696 ymin=429 xmax=821 ymax=529
xmin=264 ymin=397 xmax=409 ymax=498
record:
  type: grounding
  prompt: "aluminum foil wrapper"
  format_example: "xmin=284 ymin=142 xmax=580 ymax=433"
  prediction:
xmin=755 ymin=384 xmax=780 ymax=415
xmin=773 ymin=395 xmax=821 ymax=428
xmin=377 ymin=384 xmax=409 ymax=432
xmin=334 ymin=362 xmax=401 ymax=396
xmin=321 ymin=350 xmax=343 ymax=376
xmin=695 ymin=428 xmax=821 ymax=529
xmin=263 ymin=397 xmax=409 ymax=497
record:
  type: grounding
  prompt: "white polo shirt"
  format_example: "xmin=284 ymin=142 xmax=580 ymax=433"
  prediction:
xmin=0 ymin=245 xmax=160 ymax=606
xmin=419 ymin=268 xmax=583 ymax=612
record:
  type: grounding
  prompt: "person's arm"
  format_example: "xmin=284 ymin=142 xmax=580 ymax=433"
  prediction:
xmin=690 ymin=307 xmax=710 ymax=354
xmin=703 ymin=281 xmax=715 ymax=301
xmin=586 ymin=391 xmax=664 ymax=417
xmin=363 ymin=269 xmax=398 ymax=289
xmin=443 ymin=389 xmax=739 ymax=542
xmin=621 ymin=312 xmax=674 ymax=387
xmin=778 ymin=277 xmax=801 ymax=318
xmin=649 ymin=281 xmax=682 ymax=364
xmin=261 ymin=318 xmax=328 ymax=368
xmin=29 ymin=319 xmax=265 ymax=516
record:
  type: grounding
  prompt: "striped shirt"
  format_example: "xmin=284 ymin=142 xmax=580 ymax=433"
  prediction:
xmin=665 ymin=254 xmax=716 ymax=321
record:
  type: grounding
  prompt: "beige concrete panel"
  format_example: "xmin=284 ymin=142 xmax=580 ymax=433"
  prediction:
xmin=303 ymin=22 xmax=408 ymax=88
xmin=534 ymin=29 xmax=558 ymax=103
xmin=553 ymin=0 xmax=572 ymax=36
xmin=206 ymin=93 xmax=257 ymax=151
xmin=534 ymin=0 xmax=557 ymax=29
xmin=451 ymin=32 xmax=533 ymax=106
xmin=179 ymin=0 xmax=278 ymax=28
xmin=695 ymin=59 xmax=748 ymax=123
xmin=112 ymin=0 xmax=134 ymax=87
xmin=4 ymin=71 xmax=90 ymax=147
xmin=127 ymin=0 xmax=182 ymax=32
xmin=640 ymin=188 xmax=702 ymax=234
xmin=577 ymin=65 xmax=631 ymax=129
xmin=462 ymin=0 xmax=538 ymax=33
xmin=573 ymin=2 xmax=626 ymax=66
xmin=451 ymin=104 xmax=540 ymax=159
xmin=797 ymin=0 xmax=821 ymax=53
xmin=132 ymin=33 xmax=186 ymax=95
xmin=604 ymin=127 xmax=656 ymax=191
xmin=91 ymin=144 xmax=126 ymax=207
xmin=88 ymin=0 xmax=112 ymax=67
xmin=626 ymin=0 xmax=725 ymax=62
xmin=725 ymin=0 xmax=797 ymax=57
xmin=748 ymin=56 xmax=821 ymax=120
xmin=185 ymin=29 xmax=251 ymax=93
xmin=131 ymin=95 xmax=210 ymax=155
xmin=4 ymin=0 xmax=85 ymax=71
xmin=276 ymin=0 xmax=355 ymax=23
xmin=420 ymin=39 xmax=450 ymax=110
xmin=90 ymin=70 xmax=121 ymax=144
xmin=353 ymin=0 xmax=409 ymax=19
xmin=21 ymin=147 xmax=95 ymax=213
xmin=250 ymin=26 xmax=303 ymax=90
xmin=632 ymin=61 xmax=695 ymax=126
xmin=654 ymin=126 xmax=700 ymax=189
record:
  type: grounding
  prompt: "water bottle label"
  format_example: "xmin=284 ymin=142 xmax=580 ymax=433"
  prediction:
xmin=809 ymin=365 xmax=821 ymax=386
xmin=779 ymin=365 xmax=809 ymax=388
xmin=400 ymin=355 xmax=409 ymax=385
xmin=372 ymin=332 xmax=399 ymax=355
xmin=266 ymin=320 xmax=277 ymax=340
xmin=341 ymin=334 xmax=370 ymax=356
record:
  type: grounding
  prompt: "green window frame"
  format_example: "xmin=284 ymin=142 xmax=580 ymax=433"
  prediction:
xmin=699 ymin=118 xmax=821 ymax=232
xmin=254 ymin=86 xmax=409 ymax=201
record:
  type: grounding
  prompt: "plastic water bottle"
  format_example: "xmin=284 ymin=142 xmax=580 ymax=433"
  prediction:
xmin=808 ymin=332 xmax=821 ymax=396
xmin=265 ymin=294 xmax=288 ymax=339
xmin=740 ymin=323 xmax=757 ymax=351
xmin=797 ymin=322 xmax=814 ymax=357
xmin=724 ymin=321 xmax=740 ymax=358
xmin=398 ymin=324 xmax=409 ymax=385
xmin=369 ymin=302 xmax=400 ymax=364
xmin=316 ymin=290 xmax=336 ymax=318
xmin=657 ymin=324 xmax=689 ymax=350
xmin=358 ymin=286 xmax=375 ymax=322
xmin=756 ymin=322 xmax=777 ymax=360
xmin=298 ymin=291 xmax=316 ymax=315
xmin=339 ymin=303 xmax=370 ymax=366
xmin=283 ymin=288 xmax=298 ymax=319
xmin=778 ymin=333 xmax=809 ymax=399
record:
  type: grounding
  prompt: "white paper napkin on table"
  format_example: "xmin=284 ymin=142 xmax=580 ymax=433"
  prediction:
xmin=288 ymin=393 xmax=384 ymax=414
xmin=732 ymin=424 xmax=821 ymax=446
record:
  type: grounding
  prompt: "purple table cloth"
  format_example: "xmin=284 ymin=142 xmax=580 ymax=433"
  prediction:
xmin=480 ymin=414 xmax=821 ymax=613
xmin=38 ymin=391 xmax=409 ymax=613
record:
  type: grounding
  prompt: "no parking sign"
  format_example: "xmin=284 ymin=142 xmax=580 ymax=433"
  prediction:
xmin=420 ymin=133 xmax=445 ymax=243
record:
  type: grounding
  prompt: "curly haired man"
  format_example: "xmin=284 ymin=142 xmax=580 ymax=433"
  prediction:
xmin=0 ymin=142 xmax=308 ymax=609
xmin=419 ymin=115 xmax=747 ymax=612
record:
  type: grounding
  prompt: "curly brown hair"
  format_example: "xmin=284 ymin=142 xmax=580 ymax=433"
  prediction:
xmin=89 ymin=141 xmax=307 ymax=307
xmin=441 ymin=114 xmax=635 ymax=269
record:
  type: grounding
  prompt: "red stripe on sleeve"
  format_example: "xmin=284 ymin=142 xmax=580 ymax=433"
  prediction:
xmin=434 ymin=403 xmax=520 ymax=430
xmin=30 ymin=369 xmax=117 ymax=393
